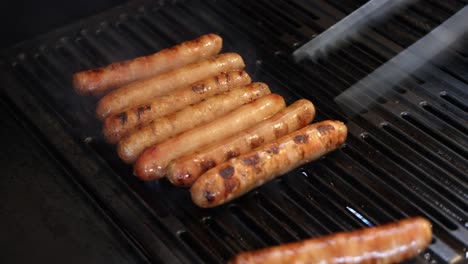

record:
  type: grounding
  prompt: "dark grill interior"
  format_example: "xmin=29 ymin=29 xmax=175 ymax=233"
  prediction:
xmin=1 ymin=0 xmax=467 ymax=263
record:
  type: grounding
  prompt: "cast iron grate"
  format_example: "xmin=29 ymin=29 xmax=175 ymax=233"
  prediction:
xmin=1 ymin=0 xmax=467 ymax=263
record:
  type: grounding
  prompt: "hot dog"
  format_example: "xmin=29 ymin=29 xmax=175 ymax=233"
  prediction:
xmin=134 ymin=93 xmax=286 ymax=180
xmin=96 ymin=52 xmax=245 ymax=120
xmin=73 ymin=34 xmax=223 ymax=96
xmin=103 ymin=70 xmax=251 ymax=144
xmin=167 ymin=99 xmax=316 ymax=187
xmin=117 ymin=82 xmax=271 ymax=164
xmin=190 ymin=120 xmax=347 ymax=208
xmin=228 ymin=217 xmax=432 ymax=264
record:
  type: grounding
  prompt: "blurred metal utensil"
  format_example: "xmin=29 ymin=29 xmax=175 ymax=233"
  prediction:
xmin=334 ymin=5 xmax=468 ymax=116
xmin=293 ymin=0 xmax=412 ymax=62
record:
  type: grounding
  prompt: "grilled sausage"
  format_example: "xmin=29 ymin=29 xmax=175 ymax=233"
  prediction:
xmin=167 ymin=99 xmax=316 ymax=187
xmin=96 ymin=53 xmax=245 ymax=120
xmin=134 ymin=94 xmax=286 ymax=180
xmin=118 ymin=83 xmax=271 ymax=164
xmin=228 ymin=217 xmax=432 ymax=264
xmin=103 ymin=70 xmax=251 ymax=144
xmin=190 ymin=120 xmax=347 ymax=208
xmin=73 ymin=34 xmax=223 ymax=96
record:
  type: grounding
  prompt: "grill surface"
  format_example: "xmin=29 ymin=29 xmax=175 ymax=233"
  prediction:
xmin=1 ymin=0 xmax=467 ymax=263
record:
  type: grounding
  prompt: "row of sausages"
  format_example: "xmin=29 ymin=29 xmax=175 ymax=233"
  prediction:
xmin=73 ymin=33 xmax=432 ymax=263
xmin=73 ymin=33 xmax=347 ymax=208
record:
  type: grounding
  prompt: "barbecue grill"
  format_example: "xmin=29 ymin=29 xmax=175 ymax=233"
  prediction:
xmin=1 ymin=0 xmax=467 ymax=263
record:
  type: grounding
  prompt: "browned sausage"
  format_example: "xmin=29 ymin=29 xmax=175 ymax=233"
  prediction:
xmin=102 ymin=70 xmax=251 ymax=144
xmin=190 ymin=120 xmax=347 ymax=208
xmin=167 ymin=99 xmax=316 ymax=187
xmin=134 ymin=94 xmax=286 ymax=180
xmin=228 ymin=217 xmax=432 ymax=264
xmin=96 ymin=53 xmax=245 ymax=120
xmin=117 ymin=83 xmax=271 ymax=164
xmin=73 ymin=34 xmax=222 ymax=96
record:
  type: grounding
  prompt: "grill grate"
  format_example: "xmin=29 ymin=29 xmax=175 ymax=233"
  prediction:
xmin=1 ymin=0 xmax=467 ymax=263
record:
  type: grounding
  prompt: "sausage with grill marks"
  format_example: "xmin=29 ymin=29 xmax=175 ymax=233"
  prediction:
xmin=73 ymin=34 xmax=222 ymax=96
xmin=103 ymin=70 xmax=251 ymax=144
xmin=96 ymin=52 xmax=245 ymax=120
xmin=228 ymin=217 xmax=432 ymax=264
xmin=190 ymin=120 xmax=347 ymax=208
xmin=167 ymin=99 xmax=316 ymax=187
xmin=117 ymin=82 xmax=270 ymax=164
xmin=134 ymin=93 xmax=286 ymax=180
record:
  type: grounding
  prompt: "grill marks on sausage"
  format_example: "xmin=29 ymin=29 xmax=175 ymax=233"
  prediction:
xmin=294 ymin=134 xmax=309 ymax=144
xmin=204 ymin=190 xmax=215 ymax=203
xmin=297 ymin=108 xmax=313 ymax=126
xmin=317 ymin=124 xmax=335 ymax=135
xmin=243 ymin=154 xmax=260 ymax=166
xmin=219 ymin=165 xmax=235 ymax=179
xmin=192 ymin=83 xmax=207 ymax=94
xmin=249 ymin=135 xmax=265 ymax=149
xmin=226 ymin=149 xmax=240 ymax=160
xmin=136 ymin=105 xmax=152 ymax=120
xmin=274 ymin=123 xmax=289 ymax=138
xmin=266 ymin=145 xmax=280 ymax=155
xmin=200 ymin=159 xmax=217 ymax=172
xmin=119 ymin=112 xmax=127 ymax=125
xmin=224 ymin=177 xmax=239 ymax=194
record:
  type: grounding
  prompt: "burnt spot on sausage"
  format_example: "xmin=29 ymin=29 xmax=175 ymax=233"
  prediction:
xmin=243 ymin=154 xmax=260 ymax=166
xmin=118 ymin=112 xmax=127 ymax=125
xmin=297 ymin=109 xmax=313 ymax=126
xmin=192 ymin=83 xmax=207 ymax=94
xmin=317 ymin=124 xmax=335 ymax=135
xmin=274 ymin=123 xmax=289 ymax=138
xmin=249 ymin=135 xmax=265 ymax=149
xmin=266 ymin=145 xmax=280 ymax=155
xmin=226 ymin=149 xmax=240 ymax=160
xmin=204 ymin=190 xmax=215 ymax=203
xmin=294 ymin=134 xmax=309 ymax=144
xmin=200 ymin=159 xmax=217 ymax=172
xmin=136 ymin=105 xmax=151 ymax=120
xmin=219 ymin=165 xmax=235 ymax=179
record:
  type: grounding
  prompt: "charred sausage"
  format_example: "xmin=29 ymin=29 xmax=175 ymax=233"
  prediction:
xmin=73 ymin=34 xmax=222 ymax=96
xmin=96 ymin=53 xmax=245 ymax=120
xmin=228 ymin=217 xmax=432 ymax=264
xmin=190 ymin=120 xmax=347 ymax=208
xmin=117 ymin=82 xmax=271 ymax=164
xmin=134 ymin=94 xmax=286 ymax=180
xmin=167 ymin=99 xmax=316 ymax=187
xmin=103 ymin=70 xmax=251 ymax=144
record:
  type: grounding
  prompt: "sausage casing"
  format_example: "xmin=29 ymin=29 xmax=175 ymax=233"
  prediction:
xmin=134 ymin=93 xmax=286 ymax=180
xmin=167 ymin=99 xmax=316 ymax=187
xmin=73 ymin=33 xmax=222 ymax=96
xmin=228 ymin=217 xmax=432 ymax=264
xmin=190 ymin=120 xmax=347 ymax=208
xmin=103 ymin=70 xmax=251 ymax=144
xmin=117 ymin=82 xmax=271 ymax=164
xmin=96 ymin=53 xmax=245 ymax=120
